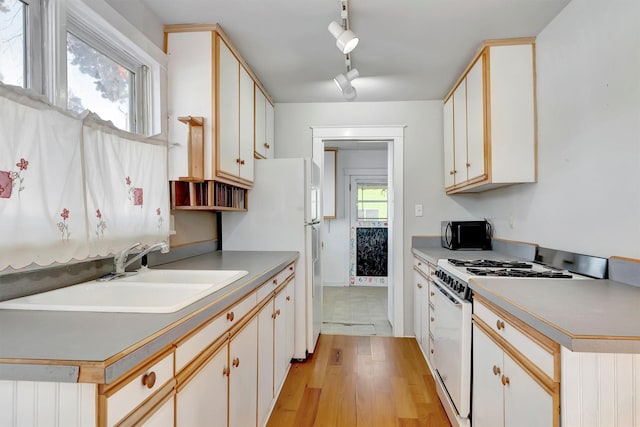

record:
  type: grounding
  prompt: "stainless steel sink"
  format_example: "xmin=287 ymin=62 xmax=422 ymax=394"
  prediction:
xmin=0 ymin=269 xmax=248 ymax=313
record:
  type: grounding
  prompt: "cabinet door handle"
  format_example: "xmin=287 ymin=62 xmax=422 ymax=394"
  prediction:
xmin=240 ymin=159 xmax=245 ymax=165
xmin=501 ymin=375 xmax=510 ymax=386
xmin=492 ymin=365 xmax=501 ymax=376
xmin=449 ymin=171 xmax=455 ymax=175
xmin=466 ymin=162 xmax=471 ymax=167
xmin=417 ymin=283 xmax=422 ymax=289
xmin=430 ymin=349 xmax=434 ymax=354
xmin=264 ymin=143 xmax=270 ymax=149
xmin=141 ymin=371 xmax=156 ymax=389
xmin=272 ymin=312 xmax=277 ymax=319
xmin=227 ymin=311 xmax=235 ymax=322
xmin=289 ymin=266 xmax=294 ymax=271
xmin=223 ymin=367 xmax=230 ymax=377
xmin=496 ymin=320 xmax=505 ymax=330
xmin=418 ymin=262 xmax=422 ymax=266
xmin=431 ymin=317 xmax=435 ymax=322
xmin=430 ymin=291 xmax=435 ymax=296
xmin=276 ymin=309 xmax=281 ymax=316
xmin=232 ymin=357 xmax=240 ymax=368
xmin=273 ymin=279 xmax=278 ymax=285
xmin=286 ymin=296 xmax=291 ymax=301
xmin=236 ymin=158 xmax=241 ymax=164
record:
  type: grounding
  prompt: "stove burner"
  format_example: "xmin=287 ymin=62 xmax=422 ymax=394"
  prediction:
xmin=448 ymin=259 xmax=533 ymax=269
xmin=466 ymin=268 xmax=573 ymax=278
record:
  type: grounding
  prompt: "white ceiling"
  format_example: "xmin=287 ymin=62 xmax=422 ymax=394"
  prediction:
xmin=140 ymin=0 xmax=571 ymax=103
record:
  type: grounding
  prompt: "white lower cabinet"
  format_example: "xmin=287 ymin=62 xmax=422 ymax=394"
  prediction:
xmin=257 ymin=298 xmax=275 ymax=426
xmin=176 ymin=344 xmax=228 ymax=427
xmin=472 ymin=295 xmax=559 ymax=427
xmin=229 ymin=317 xmax=258 ymax=427
xmin=472 ymin=325 xmax=553 ymax=427
xmin=413 ymin=256 xmax=433 ymax=359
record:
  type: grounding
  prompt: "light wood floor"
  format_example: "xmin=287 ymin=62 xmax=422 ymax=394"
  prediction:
xmin=267 ymin=334 xmax=451 ymax=427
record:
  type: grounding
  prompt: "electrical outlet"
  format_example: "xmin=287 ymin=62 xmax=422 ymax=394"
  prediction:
xmin=415 ymin=204 xmax=423 ymax=217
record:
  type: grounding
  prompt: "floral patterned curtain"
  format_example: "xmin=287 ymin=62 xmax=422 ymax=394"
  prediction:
xmin=0 ymin=85 xmax=88 ymax=270
xmin=0 ymin=84 xmax=169 ymax=271
xmin=83 ymin=115 xmax=169 ymax=257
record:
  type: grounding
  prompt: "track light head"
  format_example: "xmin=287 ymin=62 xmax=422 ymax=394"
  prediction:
xmin=333 ymin=68 xmax=359 ymax=101
xmin=328 ymin=21 xmax=359 ymax=54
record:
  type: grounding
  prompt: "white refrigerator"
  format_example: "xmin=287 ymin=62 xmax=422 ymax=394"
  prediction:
xmin=221 ymin=158 xmax=321 ymax=360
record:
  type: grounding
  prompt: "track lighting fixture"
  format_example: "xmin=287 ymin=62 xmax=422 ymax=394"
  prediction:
xmin=334 ymin=68 xmax=359 ymax=101
xmin=327 ymin=0 xmax=359 ymax=54
xmin=328 ymin=21 xmax=359 ymax=54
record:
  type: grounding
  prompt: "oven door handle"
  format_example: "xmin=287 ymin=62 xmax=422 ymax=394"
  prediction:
xmin=432 ymin=281 xmax=462 ymax=306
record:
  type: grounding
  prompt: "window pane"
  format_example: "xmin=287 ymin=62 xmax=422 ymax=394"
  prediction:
xmin=356 ymin=184 xmax=388 ymax=220
xmin=0 ymin=0 xmax=26 ymax=87
xmin=67 ymin=31 xmax=133 ymax=131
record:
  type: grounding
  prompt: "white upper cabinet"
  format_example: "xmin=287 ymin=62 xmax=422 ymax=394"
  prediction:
xmin=442 ymin=38 xmax=536 ymax=194
xmin=254 ymin=86 xmax=275 ymax=159
xmin=165 ymin=24 xmax=273 ymax=188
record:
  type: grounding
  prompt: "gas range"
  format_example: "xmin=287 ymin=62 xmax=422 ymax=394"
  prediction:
xmin=435 ymin=258 xmax=580 ymax=302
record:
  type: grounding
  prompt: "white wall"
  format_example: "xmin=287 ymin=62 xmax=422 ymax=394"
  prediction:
xmin=453 ymin=0 xmax=640 ymax=259
xmin=322 ymin=149 xmax=388 ymax=286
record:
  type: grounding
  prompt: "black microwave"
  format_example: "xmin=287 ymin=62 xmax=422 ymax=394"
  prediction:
xmin=441 ymin=220 xmax=492 ymax=250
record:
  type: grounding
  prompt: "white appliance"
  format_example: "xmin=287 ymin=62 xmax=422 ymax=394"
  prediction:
xmin=222 ymin=158 xmax=321 ymax=360
xmin=432 ymin=257 xmax=593 ymax=427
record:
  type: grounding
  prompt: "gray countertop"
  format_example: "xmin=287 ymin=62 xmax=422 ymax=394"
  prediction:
xmin=0 ymin=251 xmax=298 ymax=383
xmin=469 ymin=277 xmax=640 ymax=353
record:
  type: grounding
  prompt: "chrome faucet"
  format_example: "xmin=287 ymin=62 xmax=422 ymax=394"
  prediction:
xmin=114 ymin=242 xmax=170 ymax=274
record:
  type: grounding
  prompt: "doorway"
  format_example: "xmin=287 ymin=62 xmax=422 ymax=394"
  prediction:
xmin=311 ymin=126 xmax=405 ymax=337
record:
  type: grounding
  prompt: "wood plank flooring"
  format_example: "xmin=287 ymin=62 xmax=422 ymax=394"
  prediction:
xmin=267 ymin=334 xmax=451 ymax=427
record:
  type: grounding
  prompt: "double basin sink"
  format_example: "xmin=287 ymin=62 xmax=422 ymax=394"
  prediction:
xmin=0 ymin=269 xmax=248 ymax=314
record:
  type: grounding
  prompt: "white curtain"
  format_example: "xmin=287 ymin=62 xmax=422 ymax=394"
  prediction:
xmin=0 ymin=84 xmax=169 ymax=271
xmin=83 ymin=116 xmax=169 ymax=257
xmin=0 ymin=86 xmax=88 ymax=270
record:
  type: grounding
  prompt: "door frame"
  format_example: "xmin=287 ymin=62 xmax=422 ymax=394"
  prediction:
xmin=312 ymin=126 xmax=405 ymax=337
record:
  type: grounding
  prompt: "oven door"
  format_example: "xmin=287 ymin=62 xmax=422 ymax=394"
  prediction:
xmin=432 ymin=279 xmax=472 ymax=418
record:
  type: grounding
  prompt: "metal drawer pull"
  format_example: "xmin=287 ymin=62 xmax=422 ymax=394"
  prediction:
xmin=501 ymin=375 xmax=510 ymax=386
xmin=232 ymin=357 xmax=240 ymax=368
xmin=227 ymin=311 xmax=235 ymax=322
xmin=492 ymin=365 xmax=501 ymax=376
xmin=496 ymin=320 xmax=505 ymax=330
xmin=141 ymin=371 xmax=156 ymax=389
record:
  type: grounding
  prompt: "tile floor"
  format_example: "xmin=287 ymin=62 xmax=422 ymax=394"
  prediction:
xmin=322 ymin=286 xmax=393 ymax=336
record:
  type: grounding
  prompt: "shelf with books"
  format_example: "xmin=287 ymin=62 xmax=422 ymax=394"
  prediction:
xmin=170 ymin=180 xmax=248 ymax=211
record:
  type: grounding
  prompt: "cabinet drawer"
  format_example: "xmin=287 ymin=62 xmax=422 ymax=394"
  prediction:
xmin=176 ymin=314 xmax=228 ymax=372
xmin=474 ymin=299 xmax=554 ymax=378
xmin=413 ymin=256 xmax=432 ymax=278
xmin=257 ymin=264 xmax=294 ymax=302
xmin=106 ymin=353 xmax=174 ymax=426
xmin=176 ymin=291 xmax=257 ymax=372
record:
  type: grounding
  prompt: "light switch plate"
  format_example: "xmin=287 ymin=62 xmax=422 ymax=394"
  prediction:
xmin=415 ymin=204 xmax=423 ymax=217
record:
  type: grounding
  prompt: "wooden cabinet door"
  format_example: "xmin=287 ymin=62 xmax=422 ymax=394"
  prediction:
xmin=453 ymin=82 xmax=468 ymax=185
xmin=254 ymin=87 xmax=267 ymax=158
xmin=217 ymin=37 xmax=240 ymax=178
xmin=265 ymin=101 xmax=274 ymax=159
xmin=466 ymin=55 xmax=486 ymax=182
xmin=176 ymin=344 xmax=228 ymax=427
xmin=472 ymin=325 xmax=504 ymax=427
xmin=443 ymin=97 xmax=455 ymax=188
xmin=257 ymin=299 xmax=274 ymax=426
xmin=239 ymin=65 xmax=254 ymax=182
xmin=503 ymin=353 xmax=553 ymax=427
xmin=229 ymin=316 xmax=258 ymax=427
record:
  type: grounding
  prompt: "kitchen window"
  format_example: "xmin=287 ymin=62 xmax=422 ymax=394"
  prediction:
xmin=0 ymin=0 xmax=42 ymax=91
xmin=66 ymin=13 xmax=149 ymax=134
